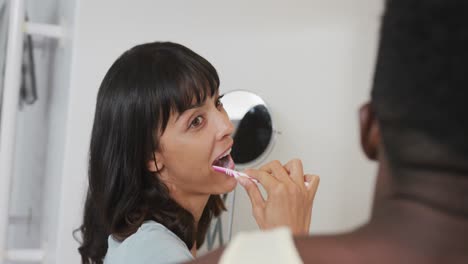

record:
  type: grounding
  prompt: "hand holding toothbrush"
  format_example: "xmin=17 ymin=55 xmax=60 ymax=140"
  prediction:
xmin=238 ymin=159 xmax=320 ymax=236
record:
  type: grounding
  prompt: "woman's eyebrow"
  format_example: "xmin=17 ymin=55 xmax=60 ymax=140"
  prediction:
xmin=174 ymin=92 xmax=218 ymax=122
xmin=175 ymin=102 xmax=204 ymax=122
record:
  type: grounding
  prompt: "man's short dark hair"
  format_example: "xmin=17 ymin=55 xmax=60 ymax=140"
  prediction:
xmin=371 ymin=0 xmax=468 ymax=172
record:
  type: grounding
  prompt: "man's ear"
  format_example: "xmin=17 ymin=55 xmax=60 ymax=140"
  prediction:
xmin=147 ymin=151 xmax=165 ymax=172
xmin=359 ymin=102 xmax=381 ymax=160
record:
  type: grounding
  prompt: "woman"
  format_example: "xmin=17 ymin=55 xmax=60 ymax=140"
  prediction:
xmin=77 ymin=42 xmax=318 ymax=264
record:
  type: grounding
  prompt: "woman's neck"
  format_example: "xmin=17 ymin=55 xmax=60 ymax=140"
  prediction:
xmin=173 ymin=192 xmax=210 ymax=223
xmin=180 ymin=195 xmax=208 ymax=257
xmin=168 ymin=188 xmax=210 ymax=257
xmin=191 ymin=242 xmax=197 ymax=257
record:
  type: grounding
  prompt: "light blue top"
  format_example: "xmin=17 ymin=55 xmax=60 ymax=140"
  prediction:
xmin=104 ymin=220 xmax=194 ymax=264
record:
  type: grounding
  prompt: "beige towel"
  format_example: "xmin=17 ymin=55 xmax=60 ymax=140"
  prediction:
xmin=220 ymin=227 xmax=303 ymax=264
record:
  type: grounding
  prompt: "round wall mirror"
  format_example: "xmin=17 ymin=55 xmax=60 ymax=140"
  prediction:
xmin=222 ymin=90 xmax=275 ymax=169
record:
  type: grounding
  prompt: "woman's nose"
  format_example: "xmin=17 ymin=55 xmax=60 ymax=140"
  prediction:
xmin=215 ymin=111 xmax=234 ymax=140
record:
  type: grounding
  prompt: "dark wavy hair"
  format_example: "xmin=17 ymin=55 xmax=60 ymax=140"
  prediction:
xmin=75 ymin=42 xmax=226 ymax=264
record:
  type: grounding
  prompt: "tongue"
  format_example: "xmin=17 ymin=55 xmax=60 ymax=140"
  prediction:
xmin=213 ymin=155 xmax=233 ymax=168
xmin=213 ymin=157 xmax=225 ymax=167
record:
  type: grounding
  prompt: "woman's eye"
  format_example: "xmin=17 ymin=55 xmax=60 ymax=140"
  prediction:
xmin=190 ymin=116 xmax=204 ymax=128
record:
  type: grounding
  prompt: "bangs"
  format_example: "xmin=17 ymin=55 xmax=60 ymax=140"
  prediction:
xmin=173 ymin=64 xmax=219 ymax=114
xmin=150 ymin=49 xmax=220 ymax=133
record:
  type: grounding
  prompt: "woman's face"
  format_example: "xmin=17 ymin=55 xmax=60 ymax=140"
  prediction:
xmin=155 ymin=92 xmax=237 ymax=196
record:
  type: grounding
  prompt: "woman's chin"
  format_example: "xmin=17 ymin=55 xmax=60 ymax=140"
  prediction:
xmin=225 ymin=177 xmax=238 ymax=191
xmin=211 ymin=176 xmax=237 ymax=194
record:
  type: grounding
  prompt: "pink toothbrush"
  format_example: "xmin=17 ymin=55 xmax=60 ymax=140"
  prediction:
xmin=212 ymin=165 xmax=311 ymax=187
xmin=212 ymin=166 xmax=260 ymax=183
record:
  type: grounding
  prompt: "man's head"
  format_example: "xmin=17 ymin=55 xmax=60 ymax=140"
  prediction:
xmin=361 ymin=0 xmax=468 ymax=178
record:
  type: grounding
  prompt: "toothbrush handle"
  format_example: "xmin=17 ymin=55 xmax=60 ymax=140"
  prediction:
xmin=237 ymin=171 xmax=260 ymax=183
xmin=240 ymin=171 xmax=310 ymax=187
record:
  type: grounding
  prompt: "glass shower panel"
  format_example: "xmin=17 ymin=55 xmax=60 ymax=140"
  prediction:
xmin=4 ymin=1 xmax=60 ymax=263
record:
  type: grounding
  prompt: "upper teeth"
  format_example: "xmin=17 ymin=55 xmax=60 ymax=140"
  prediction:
xmin=219 ymin=148 xmax=232 ymax=159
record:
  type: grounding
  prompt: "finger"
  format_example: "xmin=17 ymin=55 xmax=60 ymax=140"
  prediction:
xmin=304 ymin=174 xmax=320 ymax=230
xmin=305 ymin=174 xmax=320 ymax=197
xmin=259 ymin=160 xmax=292 ymax=184
xmin=284 ymin=159 xmax=305 ymax=187
xmin=243 ymin=168 xmax=279 ymax=192
xmin=238 ymin=177 xmax=265 ymax=211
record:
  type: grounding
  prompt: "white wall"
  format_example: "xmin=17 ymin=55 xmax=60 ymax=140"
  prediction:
xmin=54 ymin=0 xmax=383 ymax=262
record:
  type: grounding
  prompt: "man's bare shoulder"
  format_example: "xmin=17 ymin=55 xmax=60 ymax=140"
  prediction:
xmin=186 ymin=247 xmax=224 ymax=264
xmin=294 ymin=234 xmax=452 ymax=264
xmin=294 ymin=233 xmax=368 ymax=264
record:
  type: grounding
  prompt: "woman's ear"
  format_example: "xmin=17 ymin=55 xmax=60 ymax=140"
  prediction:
xmin=359 ymin=102 xmax=381 ymax=160
xmin=147 ymin=152 xmax=165 ymax=172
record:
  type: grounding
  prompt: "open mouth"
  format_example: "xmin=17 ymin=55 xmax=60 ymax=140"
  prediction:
xmin=212 ymin=148 xmax=235 ymax=169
